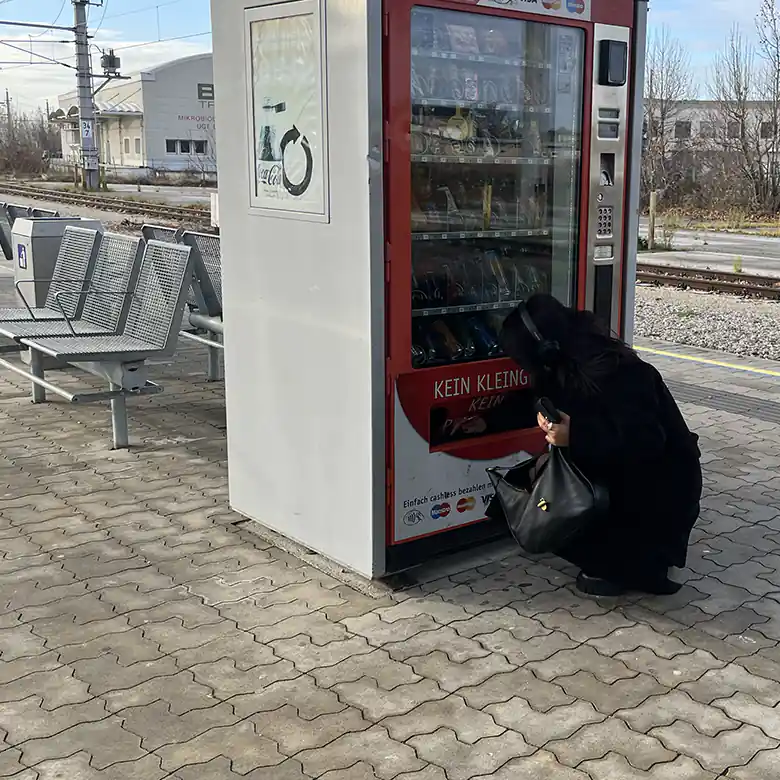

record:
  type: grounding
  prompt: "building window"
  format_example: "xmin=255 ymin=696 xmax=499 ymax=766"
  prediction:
xmin=179 ymin=139 xmax=191 ymax=154
xmin=123 ymin=138 xmax=130 ymax=154
xmin=134 ymin=138 xmax=141 ymax=155
xmin=165 ymin=139 xmax=177 ymax=154
xmin=674 ymin=121 xmax=692 ymax=140
xmin=193 ymin=140 xmax=208 ymax=155
xmin=728 ymin=121 xmax=741 ymax=139
xmin=761 ymin=121 xmax=775 ymax=139
xmin=699 ymin=121 xmax=715 ymax=138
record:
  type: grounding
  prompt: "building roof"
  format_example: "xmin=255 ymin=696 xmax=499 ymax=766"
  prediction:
xmin=138 ymin=52 xmax=212 ymax=79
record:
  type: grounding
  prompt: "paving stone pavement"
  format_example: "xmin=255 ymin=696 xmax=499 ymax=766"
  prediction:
xmin=3 ymin=261 xmax=780 ymax=778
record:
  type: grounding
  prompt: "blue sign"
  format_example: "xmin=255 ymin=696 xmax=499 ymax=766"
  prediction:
xmin=17 ymin=244 xmax=26 ymax=270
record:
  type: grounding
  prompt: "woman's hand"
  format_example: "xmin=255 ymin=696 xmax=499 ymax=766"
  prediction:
xmin=537 ymin=411 xmax=571 ymax=447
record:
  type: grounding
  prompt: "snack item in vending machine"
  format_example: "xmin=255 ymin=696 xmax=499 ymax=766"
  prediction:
xmin=467 ymin=315 xmax=502 ymax=357
xmin=482 ymin=78 xmax=500 ymax=106
xmin=462 ymin=69 xmax=479 ymax=102
xmin=447 ymin=24 xmax=481 ymax=54
xmin=412 ymin=270 xmax=428 ymax=309
xmin=429 ymin=319 xmax=466 ymax=361
xmin=479 ymin=27 xmax=509 ymax=56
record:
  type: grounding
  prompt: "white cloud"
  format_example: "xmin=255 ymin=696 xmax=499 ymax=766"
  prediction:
xmin=0 ymin=30 xmax=211 ymax=114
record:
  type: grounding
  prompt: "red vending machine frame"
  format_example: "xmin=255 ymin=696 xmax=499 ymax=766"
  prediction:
xmin=384 ymin=0 xmax=638 ymax=569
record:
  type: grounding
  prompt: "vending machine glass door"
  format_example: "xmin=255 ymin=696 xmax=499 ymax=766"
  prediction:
xmin=409 ymin=7 xmax=585 ymax=369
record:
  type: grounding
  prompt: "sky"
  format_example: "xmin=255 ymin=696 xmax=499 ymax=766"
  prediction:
xmin=0 ymin=0 xmax=768 ymax=113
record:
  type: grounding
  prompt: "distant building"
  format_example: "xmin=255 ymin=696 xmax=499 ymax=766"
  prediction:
xmin=50 ymin=53 xmax=216 ymax=177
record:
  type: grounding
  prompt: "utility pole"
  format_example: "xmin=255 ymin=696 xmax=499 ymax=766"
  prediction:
xmin=73 ymin=0 xmax=98 ymax=189
xmin=5 ymin=89 xmax=12 ymax=139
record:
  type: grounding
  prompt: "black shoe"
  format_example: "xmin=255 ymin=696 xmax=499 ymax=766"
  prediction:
xmin=638 ymin=577 xmax=683 ymax=596
xmin=575 ymin=572 xmax=626 ymax=597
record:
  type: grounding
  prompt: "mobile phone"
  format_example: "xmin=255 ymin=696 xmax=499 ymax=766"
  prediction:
xmin=535 ymin=397 xmax=562 ymax=425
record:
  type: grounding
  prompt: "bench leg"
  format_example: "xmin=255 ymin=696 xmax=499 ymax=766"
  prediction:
xmin=207 ymin=335 xmax=222 ymax=382
xmin=110 ymin=383 xmax=129 ymax=449
xmin=30 ymin=349 xmax=46 ymax=404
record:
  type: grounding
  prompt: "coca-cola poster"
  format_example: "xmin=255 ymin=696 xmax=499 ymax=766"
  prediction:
xmin=248 ymin=1 xmax=328 ymax=217
xmin=476 ymin=0 xmax=591 ymax=21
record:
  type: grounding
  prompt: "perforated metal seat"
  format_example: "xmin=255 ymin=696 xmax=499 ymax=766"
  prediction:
xmin=0 ymin=226 xmax=100 ymax=322
xmin=0 ymin=232 xmax=142 ymax=342
xmin=22 ymin=240 xmax=193 ymax=362
xmin=140 ymin=224 xmax=181 ymax=244
xmin=181 ymin=231 xmax=222 ymax=317
xmin=0 ymin=203 xmax=13 ymax=260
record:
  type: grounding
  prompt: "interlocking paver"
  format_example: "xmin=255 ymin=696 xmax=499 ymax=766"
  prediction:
xmin=270 ymin=634 xmax=374 ymax=672
xmin=408 ymin=727 xmax=534 ymax=780
xmin=120 ymin=699 xmax=239 ymax=751
xmin=726 ymin=749 xmax=780 ymax=778
xmin=457 ymin=667 xmax=573 ymax=711
xmin=617 ymin=690 xmax=740 ymax=735
xmin=448 ymin=608 xmax=551 ymax=640
xmin=528 ymin=644 xmax=638 ymax=683
xmin=0 ymin=666 xmax=91 ymax=710
xmin=334 ymin=677 xmax=448 ymax=720
xmin=681 ymin=662 xmax=780 ymax=705
xmin=17 ymin=715 xmax=146 ymax=769
xmin=474 ymin=751 xmax=590 ymax=779
xmin=486 ymin=697 xmax=604 ymax=746
xmin=101 ymin=670 xmax=216 ymax=714
xmin=189 ymin=657 xmax=300 ymax=698
xmin=297 ymin=725 xmax=425 ymax=779
xmin=71 ymin=653 xmax=179 ymax=696
xmin=156 ymin=718 xmax=286 ymax=774
xmin=713 ymin=692 xmax=780 ymax=738
xmin=579 ymin=753 xmax=716 ymax=779
xmin=556 ymin=671 xmax=668 ymax=715
xmin=309 ymin=648 xmax=421 ymax=690
xmin=406 ymin=649 xmax=516 ymax=692
xmin=229 ymin=675 xmax=345 ymax=720
xmin=536 ymin=608 xmax=636 ymax=643
xmin=0 ymin=695 xmax=108 ymax=744
xmin=172 ymin=757 xmax=310 ymax=780
xmin=649 ymin=721 xmax=778 ymax=774
xmin=547 ymin=717 xmax=675 ymax=770
xmin=32 ymin=751 xmax=166 ymax=780
xmin=381 ymin=694 xmax=504 ymax=744
xmin=475 ymin=628 xmax=577 ymax=665
xmin=588 ymin=624 xmax=693 ymax=658
xmin=615 ymin=647 xmax=724 ymax=687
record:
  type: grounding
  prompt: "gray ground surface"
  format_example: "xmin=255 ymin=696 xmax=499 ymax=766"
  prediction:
xmin=2 ymin=259 xmax=780 ymax=777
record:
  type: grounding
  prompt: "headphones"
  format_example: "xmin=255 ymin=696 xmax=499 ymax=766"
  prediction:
xmin=518 ymin=302 xmax=561 ymax=367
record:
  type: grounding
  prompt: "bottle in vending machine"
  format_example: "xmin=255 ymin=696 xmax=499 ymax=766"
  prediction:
xmin=448 ymin=317 xmax=477 ymax=360
xmin=429 ymin=319 xmax=466 ymax=361
xmin=485 ymin=250 xmax=512 ymax=301
xmin=467 ymin=315 xmax=501 ymax=357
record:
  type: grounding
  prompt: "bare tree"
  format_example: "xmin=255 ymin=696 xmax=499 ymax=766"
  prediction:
xmin=642 ymin=25 xmax=697 ymax=204
xmin=708 ymin=3 xmax=780 ymax=212
xmin=0 ymin=110 xmax=60 ymax=176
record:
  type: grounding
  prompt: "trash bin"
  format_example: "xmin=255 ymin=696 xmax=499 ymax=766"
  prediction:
xmin=12 ymin=218 xmax=103 ymax=308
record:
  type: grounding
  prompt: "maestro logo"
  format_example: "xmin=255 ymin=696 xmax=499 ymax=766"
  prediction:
xmin=457 ymin=497 xmax=477 ymax=514
xmin=542 ymin=0 xmax=562 ymax=9
xmin=430 ymin=503 xmax=451 ymax=520
xmin=566 ymin=0 xmax=586 ymax=13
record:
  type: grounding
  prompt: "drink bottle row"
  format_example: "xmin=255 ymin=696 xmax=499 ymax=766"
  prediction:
xmin=412 ymin=310 xmax=509 ymax=368
xmin=413 ymin=245 xmax=549 ymax=309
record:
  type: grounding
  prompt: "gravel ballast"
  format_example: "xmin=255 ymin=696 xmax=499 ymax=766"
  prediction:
xmin=634 ymin=285 xmax=780 ymax=360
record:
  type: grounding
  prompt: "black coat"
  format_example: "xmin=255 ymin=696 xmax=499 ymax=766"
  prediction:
xmin=543 ymin=357 xmax=702 ymax=585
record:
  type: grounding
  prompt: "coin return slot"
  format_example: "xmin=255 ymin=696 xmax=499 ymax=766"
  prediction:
xmin=600 ymin=153 xmax=615 ymax=186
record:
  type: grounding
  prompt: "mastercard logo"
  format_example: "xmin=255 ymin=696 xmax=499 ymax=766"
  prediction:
xmin=457 ymin=496 xmax=476 ymax=513
xmin=431 ymin=503 xmax=451 ymax=520
xmin=566 ymin=0 xmax=586 ymax=13
xmin=542 ymin=0 xmax=562 ymax=8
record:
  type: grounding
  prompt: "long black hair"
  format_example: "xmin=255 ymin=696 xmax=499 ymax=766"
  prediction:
xmin=500 ymin=294 xmax=638 ymax=396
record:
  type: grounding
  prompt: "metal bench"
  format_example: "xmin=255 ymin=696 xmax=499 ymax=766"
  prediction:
xmin=0 ymin=232 xmax=143 ymax=343
xmin=0 ymin=225 xmax=101 ymax=322
xmin=31 ymin=208 xmax=60 ymax=218
xmin=141 ymin=224 xmax=182 ymax=244
xmin=0 ymin=203 xmax=13 ymax=260
xmin=179 ymin=230 xmax=224 ymax=381
xmin=7 ymin=204 xmax=31 ymax=225
xmin=9 ymin=240 xmax=193 ymax=449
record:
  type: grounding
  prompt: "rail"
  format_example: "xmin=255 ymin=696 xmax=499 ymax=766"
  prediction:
xmin=637 ymin=262 xmax=780 ymax=300
xmin=0 ymin=181 xmax=211 ymax=226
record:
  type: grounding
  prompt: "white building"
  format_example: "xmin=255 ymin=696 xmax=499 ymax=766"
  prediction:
xmin=51 ymin=53 xmax=216 ymax=177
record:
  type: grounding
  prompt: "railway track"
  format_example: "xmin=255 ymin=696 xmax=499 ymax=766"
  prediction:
xmin=0 ymin=181 xmax=211 ymax=225
xmin=637 ymin=261 xmax=780 ymax=300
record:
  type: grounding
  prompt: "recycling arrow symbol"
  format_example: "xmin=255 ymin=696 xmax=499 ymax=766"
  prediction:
xmin=280 ymin=125 xmax=314 ymax=197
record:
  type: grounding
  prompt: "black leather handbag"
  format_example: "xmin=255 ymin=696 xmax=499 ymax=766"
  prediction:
xmin=487 ymin=447 xmax=608 ymax=555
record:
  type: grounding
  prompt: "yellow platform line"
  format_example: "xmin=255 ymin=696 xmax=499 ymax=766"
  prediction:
xmin=636 ymin=346 xmax=780 ymax=377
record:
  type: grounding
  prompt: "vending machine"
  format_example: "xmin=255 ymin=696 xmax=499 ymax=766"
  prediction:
xmin=211 ymin=0 xmax=647 ymax=578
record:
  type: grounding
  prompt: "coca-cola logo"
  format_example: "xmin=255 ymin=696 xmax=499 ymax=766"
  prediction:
xmin=259 ymin=164 xmax=283 ymax=187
